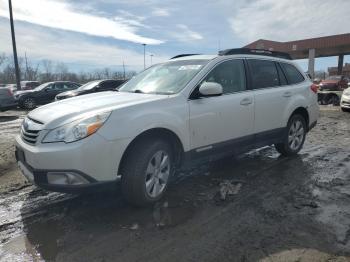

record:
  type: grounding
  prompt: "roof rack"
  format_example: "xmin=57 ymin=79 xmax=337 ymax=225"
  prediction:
xmin=170 ymin=54 xmax=201 ymax=59
xmin=218 ymin=48 xmax=292 ymax=60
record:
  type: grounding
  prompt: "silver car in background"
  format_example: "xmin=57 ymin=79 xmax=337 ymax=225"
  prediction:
xmin=0 ymin=87 xmax=17 ymax=111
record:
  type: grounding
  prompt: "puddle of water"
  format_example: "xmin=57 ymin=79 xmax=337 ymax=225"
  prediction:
xmin=0 ymin=235 xmax=43 ymax=262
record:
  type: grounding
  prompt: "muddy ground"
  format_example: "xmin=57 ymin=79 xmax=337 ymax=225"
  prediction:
xmin=0 ymin=107 xmax=349 ymax=262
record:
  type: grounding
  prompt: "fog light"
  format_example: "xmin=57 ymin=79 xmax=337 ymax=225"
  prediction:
xmin=47 ymin=172 xmax=90 ymax=185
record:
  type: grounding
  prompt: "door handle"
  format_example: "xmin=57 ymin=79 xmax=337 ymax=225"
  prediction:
xmin=283 ymin=91 xmax=292 ymax=97
xmin=240 ymin=97 xmax=252 ymax=105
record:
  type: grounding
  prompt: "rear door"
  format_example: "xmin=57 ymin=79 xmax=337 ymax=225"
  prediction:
xmin=247 ymin=59 xmax=294 ymax=145
xmin=189 ymin=59 xmax=254 ymax=156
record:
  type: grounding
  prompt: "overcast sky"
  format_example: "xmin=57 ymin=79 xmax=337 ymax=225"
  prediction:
xmin=0 ymin=0 xmax=349 ymax=72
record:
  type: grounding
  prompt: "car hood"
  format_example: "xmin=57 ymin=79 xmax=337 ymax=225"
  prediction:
xmin=15 ymin=90 xmax=34 ymax=95
xmin=28 ymin=91 xmax=168 ymax=129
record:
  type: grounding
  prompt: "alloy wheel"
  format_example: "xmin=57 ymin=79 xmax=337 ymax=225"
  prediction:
xmin=288 ymin=119 xmax=305 ymax=151
xmin=145 ymin=150 xmax=170 ymax=198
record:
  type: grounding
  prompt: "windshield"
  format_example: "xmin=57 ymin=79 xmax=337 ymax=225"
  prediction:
xmin=34 ymin=83 xmax=51 ymax=91
xmin=77 ymin=80 xmax=100 ymax=91
xmin=326 ymin=76 xmax=342 ymax=81
xmin=119 ymin=59 xmax=209 ymax=94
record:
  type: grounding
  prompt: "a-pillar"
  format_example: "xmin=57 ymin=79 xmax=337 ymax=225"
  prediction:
xmin=308 ymin=49 xmax=315 ymax=79
xmin=337 ymin=54 xmax=344 ymax=75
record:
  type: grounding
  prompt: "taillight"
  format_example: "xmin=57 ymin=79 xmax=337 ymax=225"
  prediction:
xmin=7 ymin=88 xmax=13 ymax=96
xmin=310 ymin=84 xmax=318 ymax=94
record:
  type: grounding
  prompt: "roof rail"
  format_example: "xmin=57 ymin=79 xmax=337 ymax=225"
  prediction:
xmin=170 ymin=54 xmax=201 ymax=59
xmin=218 ymin=48 xmax=292 ymax=60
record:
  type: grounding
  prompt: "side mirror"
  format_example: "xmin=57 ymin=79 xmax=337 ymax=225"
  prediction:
xmin=198 ymin=82 xmax=223 ymax=97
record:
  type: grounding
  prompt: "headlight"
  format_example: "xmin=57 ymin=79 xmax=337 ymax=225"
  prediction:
xmin=42 ymin=111 xmax=111 ymax=143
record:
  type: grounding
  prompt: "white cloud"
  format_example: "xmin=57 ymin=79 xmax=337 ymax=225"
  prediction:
xmin=0 ymin=0 xmax=163 ymax=45
xmin=172 ymin=24 xmax=203 ymax=43
xmin=0 ymin=20 xmax=169 ymax=70
xmin=230 ymin=0 xmax=350 ymax=43
xmin=151 ymin=8 xmax=170 ymax=17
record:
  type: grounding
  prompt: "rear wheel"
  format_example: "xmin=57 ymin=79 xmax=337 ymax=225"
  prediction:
xmin=22 ymin=97 xmax=36 ymax=109
xmin=275 ymin=114 xmax=306 ymax=156
xmin=121 ymin=138 xmax=174 ymax=206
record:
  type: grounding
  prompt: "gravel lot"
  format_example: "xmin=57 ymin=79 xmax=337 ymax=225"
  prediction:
xmin=0 ymin=107 xmax=349 ymax=262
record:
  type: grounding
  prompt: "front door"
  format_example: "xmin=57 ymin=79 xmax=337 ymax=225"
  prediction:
xmin=189 ymin=59 xmax=254 ymax=157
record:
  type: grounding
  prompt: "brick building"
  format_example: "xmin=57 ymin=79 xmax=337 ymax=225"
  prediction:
xmin=328 ymin=63 xmax=350 ymax=77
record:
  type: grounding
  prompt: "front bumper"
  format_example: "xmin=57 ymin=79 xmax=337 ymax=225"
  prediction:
xmin=341 ymin=94 xmax=350 ymax=108
xmin=15 ymin=150 xmax=117 ymax=193
xmin=15 ymin=133 xmax=131 ymax=193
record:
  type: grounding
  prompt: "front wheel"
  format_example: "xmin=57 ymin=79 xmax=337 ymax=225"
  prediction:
xmin=275 ymin=114 xmax=307 ymax=156
xmin=21 ymin=97 xmax=36 ymax=110
xmin=121 ymin=139 xmax=174 ymax=206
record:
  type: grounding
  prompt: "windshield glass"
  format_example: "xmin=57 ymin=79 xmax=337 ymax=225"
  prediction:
xmin=326 ymin=76 xmax=342 ymax=81
xmin=77 ymin=80 xmax=100 ymax=91
xmin=119 ymin=59 xmax=209 ymax=94
xmin=34 ymin=83 xmax=51 ymax=91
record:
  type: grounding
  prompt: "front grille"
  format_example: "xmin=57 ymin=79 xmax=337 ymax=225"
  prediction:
xmin=21 ymin=127 xmax=40 ymax=145
xmin=20 ymin=117 xmax=43 ymax=145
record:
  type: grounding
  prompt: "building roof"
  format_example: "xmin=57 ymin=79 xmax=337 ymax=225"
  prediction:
xmin=244 ymin=33 xmax=350 ymax=59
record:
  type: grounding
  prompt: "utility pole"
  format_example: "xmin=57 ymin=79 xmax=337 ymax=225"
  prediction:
xmin=8 ymin=0 xmax=21 ymax=90
xmin=150 ymin=54 xmax=154 ymax=65
xmin=142 ymin=43 xmax=146 ymax=69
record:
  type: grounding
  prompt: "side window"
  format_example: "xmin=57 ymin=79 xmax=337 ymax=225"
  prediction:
xmin=276 ymin=63 xmax=288 ymax=86
xmin=45 ymin=84 xmax=54 ymax=91
xmin=54 ymin=83 xmax=64 ymax=90
xmin=248 ymin=59 xmax=279 ymax=89
xmin=100 ymin=81 xmax=116 ymax=90
xmin=281 ymin=63 xmax=305 ymax=84
xmin=63 ymin=83 xmax=75 ymax=89
xmin=203 ymin=60 xmax=246 ymax=94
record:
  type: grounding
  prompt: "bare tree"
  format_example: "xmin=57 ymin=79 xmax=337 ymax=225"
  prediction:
xmin=41 ymin=59 xmax=53 ymax=82
xmin=55 ymin=62 xmax=69 ymax=81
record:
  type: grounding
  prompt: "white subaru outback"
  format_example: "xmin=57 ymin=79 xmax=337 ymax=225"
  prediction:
xmin=15 ymin=49 xmax=319 ymax=206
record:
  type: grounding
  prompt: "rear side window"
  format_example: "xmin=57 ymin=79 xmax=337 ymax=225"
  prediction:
xmin=280 ymin=63 xmax=305 ymax=84
xmin=248 ymin=59 xmax=279 ymax=89
xmin=276 ymin=63 xmax=288 ymax=86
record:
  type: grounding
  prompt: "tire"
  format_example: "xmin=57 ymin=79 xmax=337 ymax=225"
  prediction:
xmin=275 ymin=114 xmax=307 ymax=156
xmin=22 ymin=97 xmax=36 ymax=110
xmin=341 ymin=107 xmax=350 ymax=112
xmin=326 ymin=94 xmax=340 ymax=106
xmin=121 ymin=138 xmax=174 ymax=206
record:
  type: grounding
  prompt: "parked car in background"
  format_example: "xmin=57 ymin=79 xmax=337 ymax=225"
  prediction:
xmin=340 ymin=87 xmax=350 ymax=112
xmin=15 ymin=81 xmax=81 ymax=109
xmin=55 ymin=79 xmax=126 ymax=101
xmin=15 ymin=49 xmax=318 ymax=206
xmin=318 ymin=75 xmax=349 ymax=105
xmin=20 ymin=81 xmax=40 ymax=90
xmin=6 ymin=84 xmax=18 ymax=92
xmin=0 ymin=87 xmax=17 ymax=111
